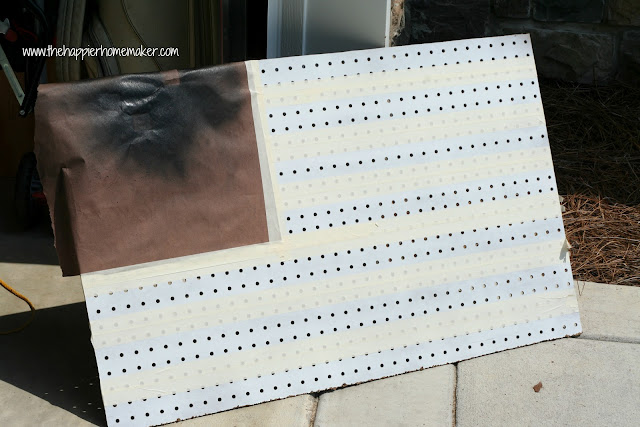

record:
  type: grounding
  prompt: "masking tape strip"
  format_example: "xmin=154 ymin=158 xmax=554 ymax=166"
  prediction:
xmin=267 ymin=103 xmax=543 ymax=154
xmin=278 ymin=147 xmax=552 ymax=208
xmin=261 ymin=57 xmax=537 ymax=107
xmin=274 ymin=125 xmax=549 ymax=187
xmin=246 ymin=61 xmax=281 ymax=242
xmin=265 ymin=79 xmax=541 ymax=137
xmin=271 ymin=117 xmax=545 ymax=161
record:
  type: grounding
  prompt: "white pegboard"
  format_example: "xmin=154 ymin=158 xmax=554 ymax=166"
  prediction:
xmin=264 ymin=78 xmax=539 ymax=135
xmin=82 ymin=34 xmax=581 ymax=426
xmin=258 ymin=36 xmax=533 ymax=85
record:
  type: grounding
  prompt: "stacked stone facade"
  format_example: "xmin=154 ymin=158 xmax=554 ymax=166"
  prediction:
xmin=394 ymin=0 xmax=639 ymax=85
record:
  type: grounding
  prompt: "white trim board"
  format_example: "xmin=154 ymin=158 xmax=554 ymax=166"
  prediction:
xmin=267 ymin=0 xmax=391 ymax=58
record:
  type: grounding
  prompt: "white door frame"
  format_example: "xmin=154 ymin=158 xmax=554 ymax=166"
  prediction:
xmin=267 ymin=0 xmax=391 ymax=58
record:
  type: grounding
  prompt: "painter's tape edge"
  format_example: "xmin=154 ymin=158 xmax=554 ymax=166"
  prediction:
xmin=246 ymin=60 xmax=282 ymax=243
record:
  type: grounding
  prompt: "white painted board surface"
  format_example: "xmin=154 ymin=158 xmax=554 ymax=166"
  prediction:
xmin=83 ymin=34 xmax=581 ymax=426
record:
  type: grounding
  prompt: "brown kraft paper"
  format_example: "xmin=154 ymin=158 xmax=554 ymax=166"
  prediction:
xmin=34 ymin=63 xmax=269 ymax=276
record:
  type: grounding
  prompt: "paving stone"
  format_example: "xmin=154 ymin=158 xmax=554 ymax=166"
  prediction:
xmin=533 ymin=0 xmax=605 ymax=23
xmin=608 ymin=0 xmax=640 ymax=26
xmin=576 ymin=281 xmax=640 ymax=344
xmin=493 ymin=0 xmax=531 ymax=19
xmin=314 ymin=365 xmax=455 ymax=427
xmin=619 ymin=30 xmax=640 ymax=86
xmin=171 ymin=395 xmax=317 ymax=427
xmin=492 ymin=24 xmax=616 ymax=84
xmin=457 ymin=338 xmax=640 ymax=427
xmin=405 ymin=0 xmax=490 ymax=43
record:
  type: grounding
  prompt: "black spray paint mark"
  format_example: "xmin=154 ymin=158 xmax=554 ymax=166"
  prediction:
xmin=81 ymin=64 xmax=247 ymax=179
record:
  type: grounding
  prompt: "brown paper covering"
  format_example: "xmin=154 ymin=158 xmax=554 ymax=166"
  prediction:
xmin=34 ymin=63 xmax=268 ymax=276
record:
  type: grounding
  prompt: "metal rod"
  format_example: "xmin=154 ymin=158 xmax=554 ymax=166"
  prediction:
xmin=0 ymin=43 xmax=26 ymax=106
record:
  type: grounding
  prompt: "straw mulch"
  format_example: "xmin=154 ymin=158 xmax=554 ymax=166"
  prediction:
xmin=540 ymin=80 xmax=640 ymax=286
xmin=562 ymin=195 xmax=640 ymax=285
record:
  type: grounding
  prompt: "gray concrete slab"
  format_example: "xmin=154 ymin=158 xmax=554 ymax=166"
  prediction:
xmin=314 ymin=365 xmax=456 ymax=427
xmin=0 ymin=302 xmax=104 ymax=426
xmin=0 ymin=178 xmax=83 ymax=316
xmin=0 ymin=260 xmax=83 ymax=315
xmin=171 ymin=395 xmax=317 ymax=427
xmin=1 ymin=177 xmax=100 ymax=425
xmin=456 ymin=338 xmax=640 ymax=427
xmin=576 ymin=281 xmax=640 ymax=344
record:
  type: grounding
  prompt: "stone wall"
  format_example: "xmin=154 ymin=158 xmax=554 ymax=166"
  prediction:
xmin=393 ymin=0 xmax=640 ymax=85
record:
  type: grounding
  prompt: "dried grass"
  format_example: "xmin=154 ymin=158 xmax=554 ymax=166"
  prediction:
xmin=540 ymin=80 xmax=640 ymax=285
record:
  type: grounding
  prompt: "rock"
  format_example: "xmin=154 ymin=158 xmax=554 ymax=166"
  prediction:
xmin=618 ymin=31 xmax=640 ymax=86
xmin=533 ymin=0 xmax=605 ymax=23
xmin=492 ymin=23 xmax=615 ymax=84
xmin=608 ymin=0 xmax=640 ymax=26
xmin=493 ymin=0 xmax=531 ymax=19
xmin=405 ymin=0 xmax=490 ymax=44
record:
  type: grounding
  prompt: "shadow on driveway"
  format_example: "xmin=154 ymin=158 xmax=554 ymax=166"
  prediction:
xmin=0 ymin=302 xmax=106 ymax=426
